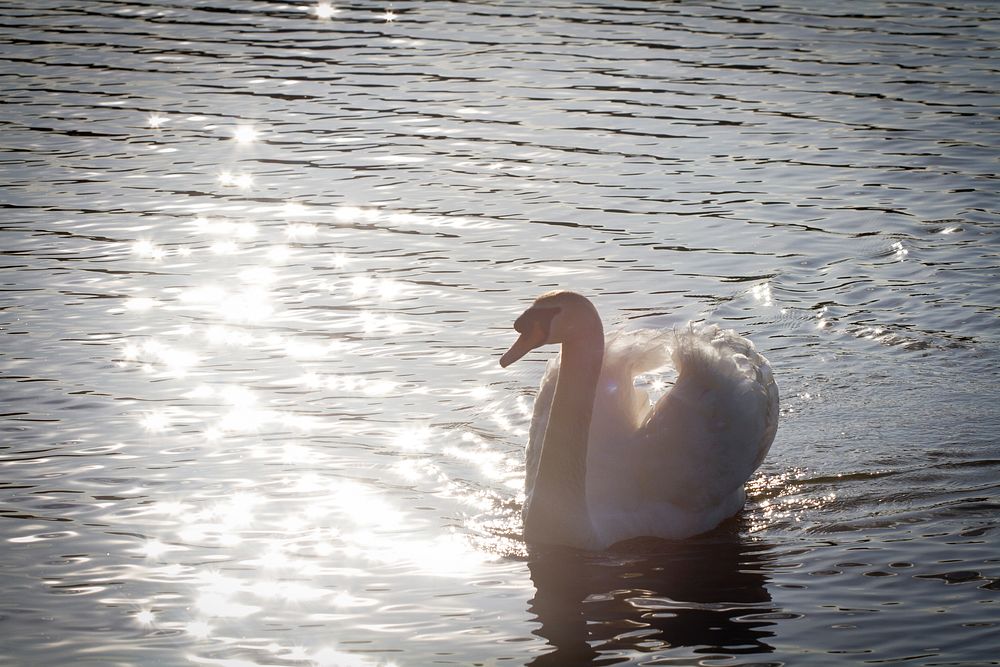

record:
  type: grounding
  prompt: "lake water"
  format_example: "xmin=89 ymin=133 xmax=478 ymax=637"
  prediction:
xmin=1 ymin=1 xmax=998 ymax=665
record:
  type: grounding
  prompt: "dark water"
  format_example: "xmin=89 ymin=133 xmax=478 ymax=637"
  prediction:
xmin=1 ymin=1 xmax=999 ymax=665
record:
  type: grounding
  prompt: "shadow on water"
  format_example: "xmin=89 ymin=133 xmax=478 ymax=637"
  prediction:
xmin=526 ymin=525 xmax=776 ymax=666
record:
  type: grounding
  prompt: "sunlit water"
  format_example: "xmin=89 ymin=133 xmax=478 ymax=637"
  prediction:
xmin=2 ymin=1 xmax=998 ymax=665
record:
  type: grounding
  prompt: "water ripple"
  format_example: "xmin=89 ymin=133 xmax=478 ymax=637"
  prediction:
xmin=1 ymin=1 xmax=999 ymax=665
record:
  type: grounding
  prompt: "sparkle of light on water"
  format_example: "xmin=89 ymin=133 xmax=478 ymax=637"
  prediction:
xmin=1 ymin=1 xmax=998 ymax=666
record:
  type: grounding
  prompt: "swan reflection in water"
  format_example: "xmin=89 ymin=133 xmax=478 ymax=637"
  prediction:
xmin=525 ymin=525 xmax=776 ymax=666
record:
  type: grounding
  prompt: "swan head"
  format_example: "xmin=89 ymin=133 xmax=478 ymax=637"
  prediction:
xmin=500 ymin=291 xmax=602 ymax=367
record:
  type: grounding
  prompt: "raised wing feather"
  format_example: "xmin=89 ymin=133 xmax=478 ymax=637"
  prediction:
xmin=635 ymin=326 xmax=779 ymax=511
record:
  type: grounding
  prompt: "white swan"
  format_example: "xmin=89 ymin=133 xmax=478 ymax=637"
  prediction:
xmin=500 ymin=291 xmax=779 ymax=550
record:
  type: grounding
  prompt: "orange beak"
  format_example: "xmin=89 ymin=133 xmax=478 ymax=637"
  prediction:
xmin=499 ymin=322 xmax=547 ymax=368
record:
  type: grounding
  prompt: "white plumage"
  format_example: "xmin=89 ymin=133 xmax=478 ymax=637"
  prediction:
xmin=503 ymin=292 xmax=779 ymax=549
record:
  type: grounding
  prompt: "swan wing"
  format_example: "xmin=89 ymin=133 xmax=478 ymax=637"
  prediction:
xmin=586 ymin=329 xmax=674 ymax=506
xmin=635 ymin=325 xmax=779 ymax=511
xmin=589 ymin=329 xmax=674 ymax=446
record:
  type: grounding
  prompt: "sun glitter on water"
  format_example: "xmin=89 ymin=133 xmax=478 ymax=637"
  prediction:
xmin=313 ymin=2 xmax=339 ymax=19
xmin=232 ymin=124 xmax=258 ymax=144
xmin=115 ymin=102 xmax=519 ymax=665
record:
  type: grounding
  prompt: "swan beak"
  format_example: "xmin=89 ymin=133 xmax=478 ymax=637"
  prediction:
xmin=500 ymin=323 xmax=547 ymax=368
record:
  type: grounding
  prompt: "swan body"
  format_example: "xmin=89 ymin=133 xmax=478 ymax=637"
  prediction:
xmin=500 ymin=291 xmax=779 ymax=550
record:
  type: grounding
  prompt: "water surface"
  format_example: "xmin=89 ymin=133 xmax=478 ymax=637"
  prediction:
xmin=1 ymin=1 xmax=999 ymax=665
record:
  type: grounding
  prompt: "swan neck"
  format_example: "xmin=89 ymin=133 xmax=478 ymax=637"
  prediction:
xmin=524 ymin=326 xmax=604 ymax=547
